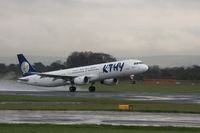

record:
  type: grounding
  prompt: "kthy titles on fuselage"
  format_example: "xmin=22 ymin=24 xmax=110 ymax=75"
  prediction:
xmin=103 ymin=62 xmax=125 ymax=73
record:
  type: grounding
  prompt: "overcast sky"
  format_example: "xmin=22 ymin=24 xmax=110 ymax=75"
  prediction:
xmin=0 ymin=0 xmax=200 ymax=58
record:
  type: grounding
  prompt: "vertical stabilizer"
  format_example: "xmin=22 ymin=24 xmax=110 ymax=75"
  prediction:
xmin=17 ymin=54 xmax=37 ymax=77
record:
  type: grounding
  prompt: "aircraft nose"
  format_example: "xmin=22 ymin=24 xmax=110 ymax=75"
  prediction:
xmin=143 ymin=64 xmax=148 ymax=72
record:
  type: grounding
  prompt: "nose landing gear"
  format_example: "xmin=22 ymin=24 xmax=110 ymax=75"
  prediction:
xmin=130 ymin=75 xmax=136 ymax=84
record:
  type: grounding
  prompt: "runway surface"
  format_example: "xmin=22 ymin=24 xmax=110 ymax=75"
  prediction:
xmin=1 ymin=80 xmax=200 ymax=128
xmin=1 ymin=91 xmax=200 ymax=104
xmin=0 ymin=110 xmax=200 ymax=127
xmin=0 ymin=80 xmax=200 ymax=104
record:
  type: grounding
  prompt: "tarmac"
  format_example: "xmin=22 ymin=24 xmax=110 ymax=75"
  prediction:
xmin=0 ymin=80 xmax=200 ymax=127
xmin=1 ymin=91 xmax=200 ymax=104
xmin=0 ymin=110 xmax=200 ymax=127
xmin=0 ymin=80 xmax=200 ymax=104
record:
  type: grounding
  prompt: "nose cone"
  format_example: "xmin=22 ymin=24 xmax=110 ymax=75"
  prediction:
xmin=142 ymin=64 xmax=148 ymax=72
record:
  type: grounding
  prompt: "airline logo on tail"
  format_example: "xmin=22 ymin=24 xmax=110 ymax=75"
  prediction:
xmin=21 ymin=61 xmax=30 ymax=74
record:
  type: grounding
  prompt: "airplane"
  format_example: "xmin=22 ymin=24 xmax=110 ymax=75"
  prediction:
xmin=17 ymin=54 xmax=148 ymax=92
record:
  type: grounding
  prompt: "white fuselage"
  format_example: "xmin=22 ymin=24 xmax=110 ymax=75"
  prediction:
xmin=18 ymin=59 xmax=148 ymax=87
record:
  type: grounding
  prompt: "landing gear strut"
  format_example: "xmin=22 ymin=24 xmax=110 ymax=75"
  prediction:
xmin=69 ymin=86 xmax=76 ymax=92
xmin=130 ymin=75 xmax=136 ymax=84
xmin=89 ymin=86 xmax=95 ymax=92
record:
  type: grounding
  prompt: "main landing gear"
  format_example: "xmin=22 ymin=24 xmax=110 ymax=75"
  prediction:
xmin=69 ymin=86 xmax=76 ymax=92
xmin=89 ymin=86 xmax=96 ymax=92
xmin=69 ymin=86 xmax=96 ymax=92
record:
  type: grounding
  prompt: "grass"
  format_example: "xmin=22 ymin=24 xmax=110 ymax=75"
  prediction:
xmin=0 ymin=124 xmax=200 ymax=133
xmin=93 ymin=81 xmax=200 ymax=93
xmin=0 ymin=95 xmax=200 ymax=113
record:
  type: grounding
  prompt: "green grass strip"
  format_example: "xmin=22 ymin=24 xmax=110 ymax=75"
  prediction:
xmin=0 ymin=95 xmax=200 ymax=113
xmin=0 ymin=124 xmax=200 ymax=133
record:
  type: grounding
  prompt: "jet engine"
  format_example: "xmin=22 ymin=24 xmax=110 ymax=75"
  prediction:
xmin=73 ymin=76 xmax=89 ymax=85
xmin=100 ymin=78 xmax=118 ymax=85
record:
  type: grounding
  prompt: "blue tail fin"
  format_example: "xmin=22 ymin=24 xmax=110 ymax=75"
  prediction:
xmin=17 ymin=54 xmax=37 ymax=77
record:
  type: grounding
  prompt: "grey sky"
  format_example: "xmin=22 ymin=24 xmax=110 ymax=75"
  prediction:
xmin=0 ymin=0 xmax=200 ymax=57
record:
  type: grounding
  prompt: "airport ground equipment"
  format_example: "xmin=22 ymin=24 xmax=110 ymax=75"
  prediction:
xmin=118 ymin=104 xmax=133 ymax=111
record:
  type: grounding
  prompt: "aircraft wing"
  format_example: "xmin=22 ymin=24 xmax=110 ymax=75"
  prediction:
xmin=36 ymin=73 xmax=76 ymax=81
xmin=32 ymin=72 xmax=97 ymax=83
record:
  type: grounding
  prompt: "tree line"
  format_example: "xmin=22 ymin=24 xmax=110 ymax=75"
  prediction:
xmin=0 ymin=51 xmax=200 ymax=80
xmin=139 ymin=65 xmax=200 ymax=81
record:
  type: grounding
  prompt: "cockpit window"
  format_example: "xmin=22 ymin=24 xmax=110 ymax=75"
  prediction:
xmin=134 ymin=62 xmax=142 ymax=65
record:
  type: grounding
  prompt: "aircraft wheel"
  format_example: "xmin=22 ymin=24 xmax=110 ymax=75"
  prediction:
xmin=69 ymin=86 xmax=76 ymax=92
xmin=89 ymin=86 xmax=96 ymax=92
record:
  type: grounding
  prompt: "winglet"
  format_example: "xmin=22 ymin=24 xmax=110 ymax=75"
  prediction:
xmin=17 ymin=54 xmax=37 ymax=77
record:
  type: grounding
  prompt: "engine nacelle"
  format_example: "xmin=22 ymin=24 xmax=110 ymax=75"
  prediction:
xmin=100 ymin=78 xmax=118 ymax=85
xmin=73 ymin=76 xmax=89 ymax=85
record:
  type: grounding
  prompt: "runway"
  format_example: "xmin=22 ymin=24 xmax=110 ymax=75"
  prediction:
xmin=1 ymin=80 xmax=200 ymax=104
xmin=0 ymin=80 xmax=200 ymax=128
xmin=1 ymin=91 xmax=200 ymax=104
xmin=0 ymin=110 xmax=200 ymax=127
